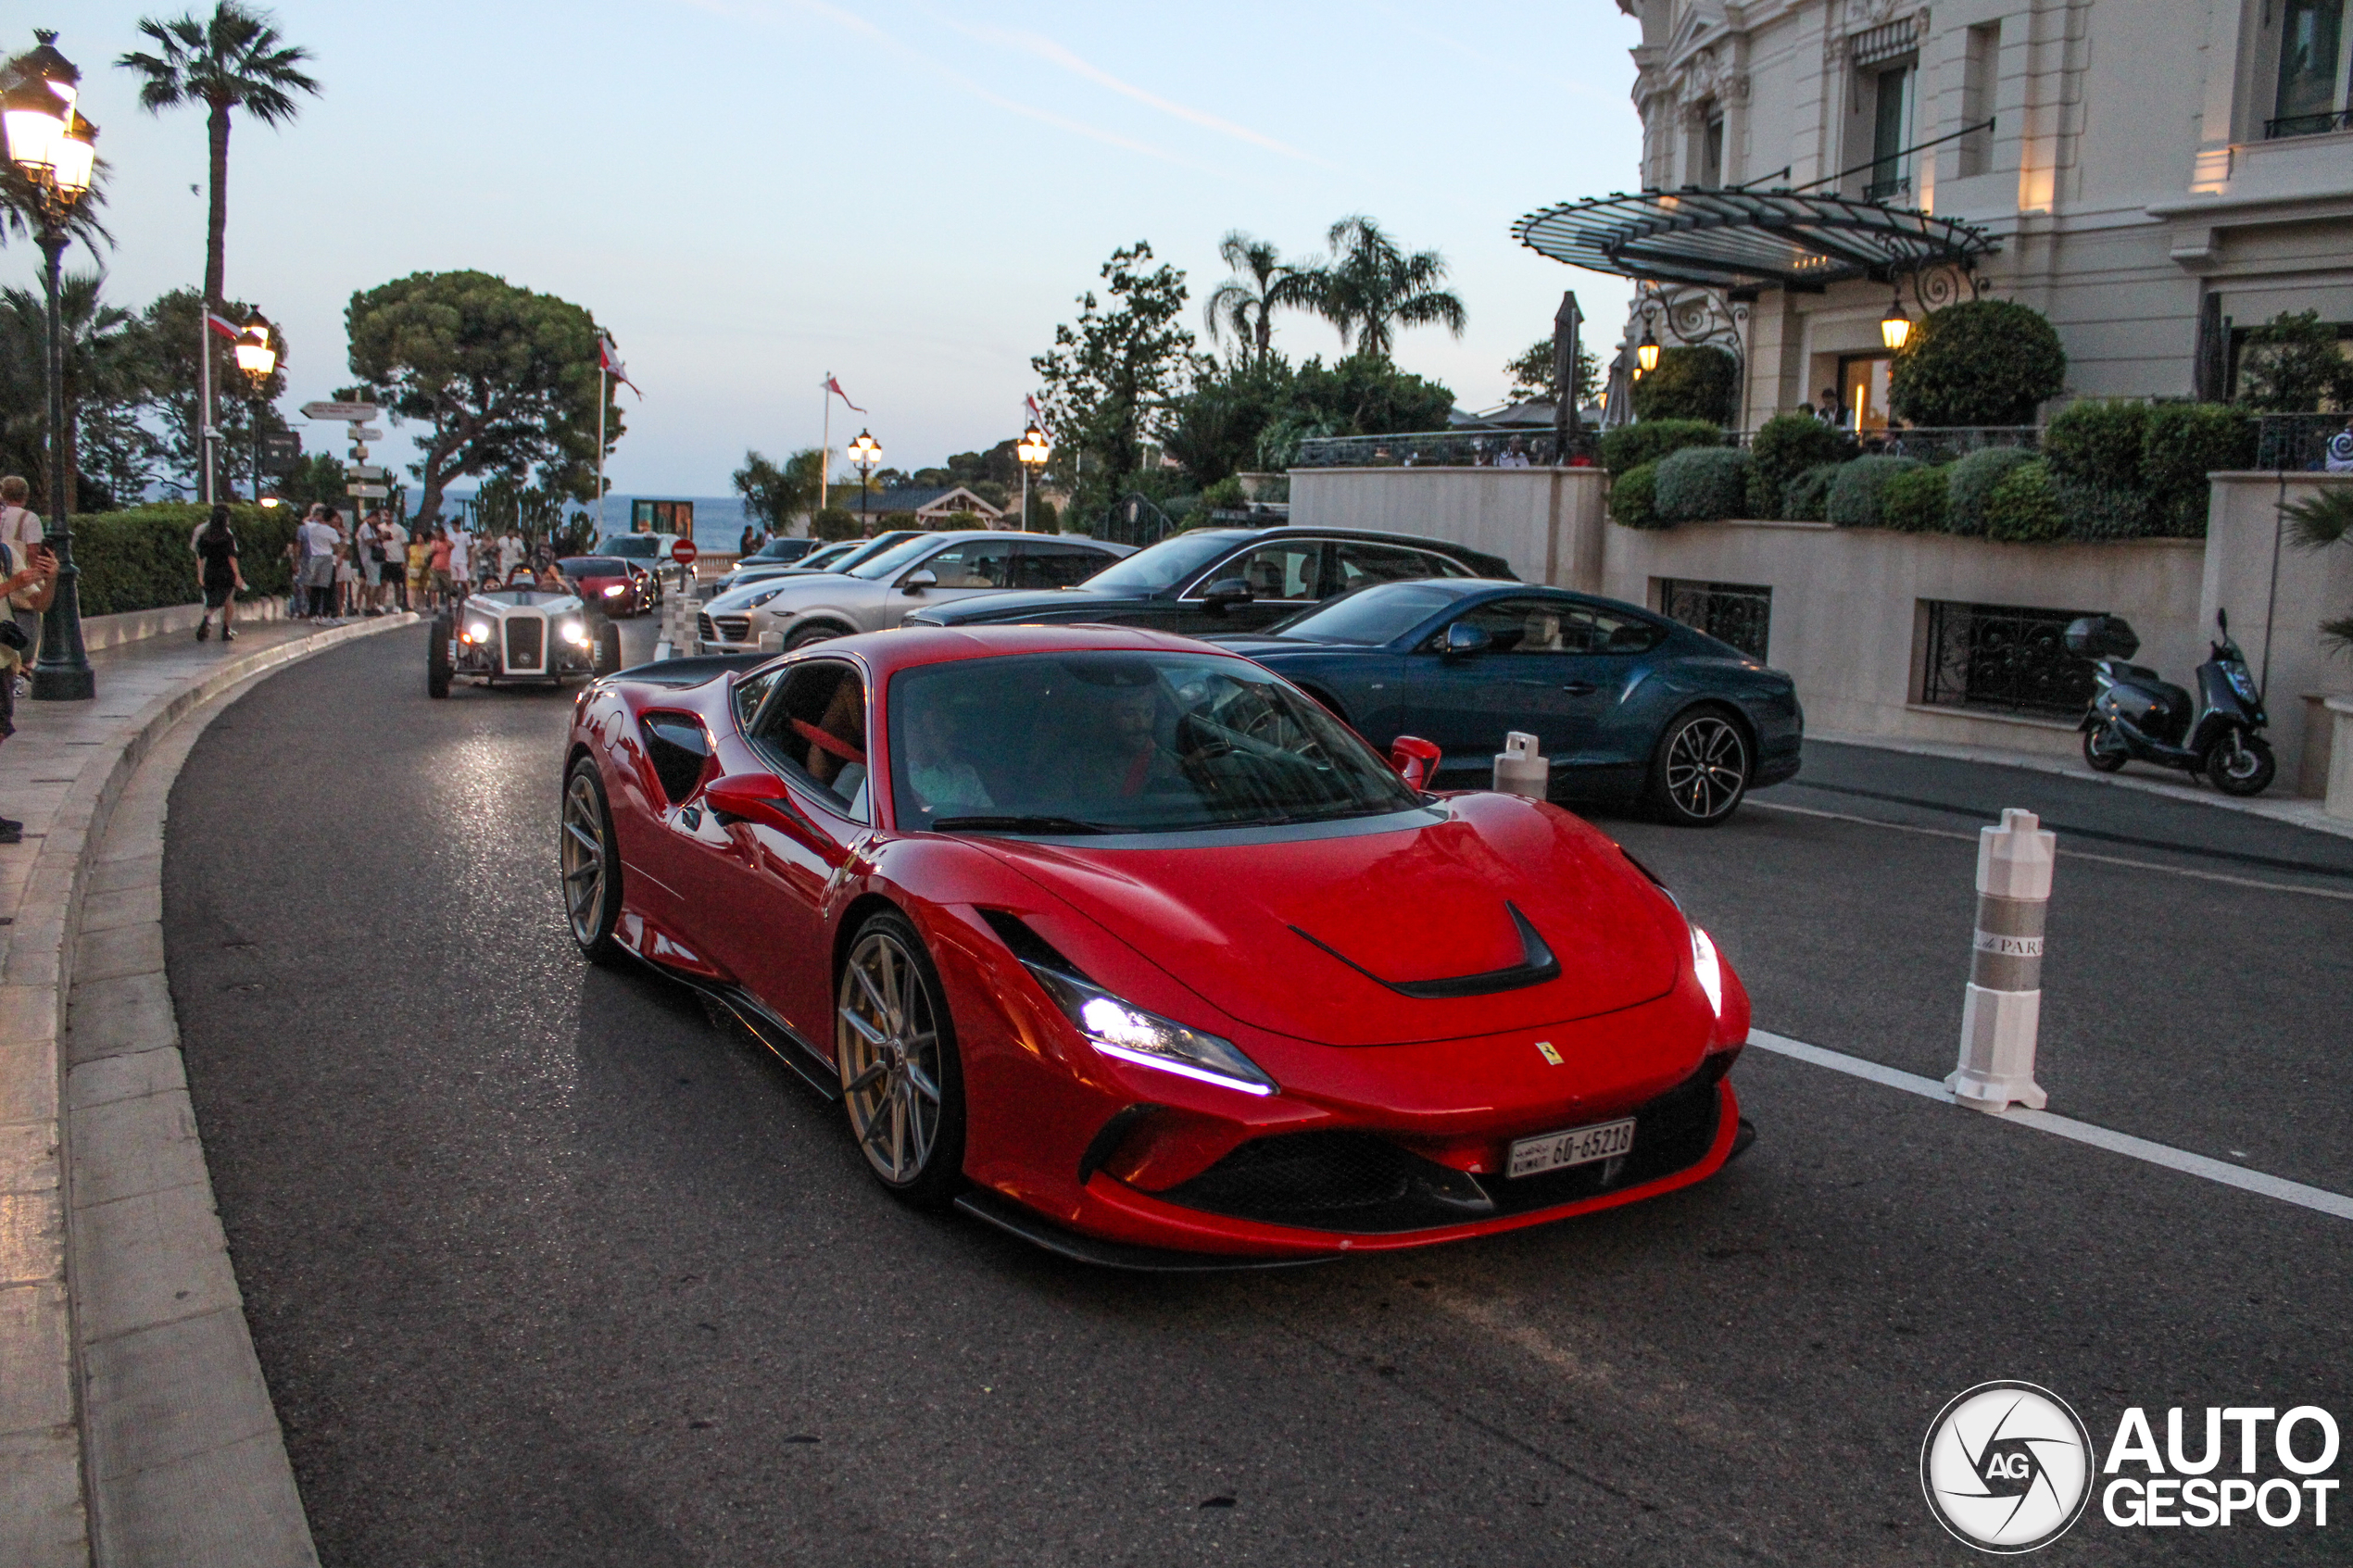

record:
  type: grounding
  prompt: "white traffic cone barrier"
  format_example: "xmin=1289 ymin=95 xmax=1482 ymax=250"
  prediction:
xmin=1493 ymin=731 xmax=1550 ymax=799
xmin=1945 ymin=807 xmax=2055 ymax=1112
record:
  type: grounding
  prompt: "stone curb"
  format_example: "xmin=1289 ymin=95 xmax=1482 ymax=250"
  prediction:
xmin=2 ymin=613 xmax=415 ymax=1568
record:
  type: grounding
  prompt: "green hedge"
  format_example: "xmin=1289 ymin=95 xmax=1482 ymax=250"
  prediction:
xmin=2142 ymin=403 xmax=2257 ymax=534
xmin=1985 ymin=459 xmax=2066 ymax=543
xmin=1746 ymin=413 xmax=1845 ymax=520
xmin=1654 ymin=446 xmax=1753 ymax=523
xmin=1827 ymin=455 xmax=1923 ymax=529
xmin=1598 ymin=419 xmax=1722 ymax=477
xmin=1881 ymin=464 xmax=1951 ymax=533
xmin=1783 ymin=462 xmax=1843 ymax=522
xmin=61 ymin=503 xmax=303 ymax=617
xmin=1607 ymin=461 xmax=1662 ymax=529
xmin=1629 ymin=346 xmax=1740 ymax=424
xmin=1945 ymin=446 xmax=2037 ymax=536
xmin=2040 ymin=400 xmax=2255 ymax=538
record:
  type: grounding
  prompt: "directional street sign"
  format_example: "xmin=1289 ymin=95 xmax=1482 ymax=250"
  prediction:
xmin=301 ymin=400 xmax=378 ymax=421
xmin=348 ymin=445 xmax=370 ymax=461
xmin=346 ymin=483 xmax=390 ymax=498
xmin=347 ymin=464 xmax=388 ymax=480
xmin=348 ymin=425 xmax=384 ymax=440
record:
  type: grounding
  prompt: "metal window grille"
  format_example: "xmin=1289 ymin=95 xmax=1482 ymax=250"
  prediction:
xmin=1660 ymin=579 xmax=1772 ymax=662
xmin=1919 ymin=601 xmax=2098 ymax=720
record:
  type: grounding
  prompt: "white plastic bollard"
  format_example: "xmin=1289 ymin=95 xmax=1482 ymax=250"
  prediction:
xmin=758 ymin=631 xmax=786 ymax=654
xmin=1945 ymin=807 xmax=2055 ymax=1113
xmin=1493 ymin=731 xmax=1551 ymax=799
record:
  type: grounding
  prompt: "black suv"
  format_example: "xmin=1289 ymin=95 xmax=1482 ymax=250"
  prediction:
xmin=900 ymin=526 xmax=1515 ymax=636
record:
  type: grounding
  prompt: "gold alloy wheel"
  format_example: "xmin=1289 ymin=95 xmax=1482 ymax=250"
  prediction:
xmin=837 ymin=927 xmax=946 ymax=1185
xmin=560 ymin=771 xmax=610 ymax=947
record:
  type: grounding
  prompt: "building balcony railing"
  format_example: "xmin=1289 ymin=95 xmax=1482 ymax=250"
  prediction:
xmin=1291 ymin=430 xmax=1597 ymax=469
xmin=2254 ymin=412 xmax=2353 ymax=470
xmin=2264 ymin=108 xmax=2353 ymax=140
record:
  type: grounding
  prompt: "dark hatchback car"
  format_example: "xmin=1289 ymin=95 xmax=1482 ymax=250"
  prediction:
xmin=1211 ymin=578 xmax=1803 ymax=826
xmin=900 ymin=526 xmax=1515 ymax=637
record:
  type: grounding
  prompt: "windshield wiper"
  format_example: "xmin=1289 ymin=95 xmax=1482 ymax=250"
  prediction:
xmin=929 ymin=814 xmax=1115 ymax=835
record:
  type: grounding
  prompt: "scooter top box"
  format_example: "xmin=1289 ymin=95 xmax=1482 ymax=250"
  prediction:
xmin=2064 ymin=615 xmax=2140 ymax=660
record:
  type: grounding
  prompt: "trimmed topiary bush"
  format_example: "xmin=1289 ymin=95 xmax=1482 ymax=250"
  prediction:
xmin=1653 ymin=446 xmax=1755 ymax=523
xmin=1607 ymin=461 xmax=1663 ymax=529
xmin=2045 ymin=400 xmax=2150 ymax=493
xmin=812 ymin=506 xmax=861 ymax=540
xmin=1746 ymin=413 xmax=1846 ymax=519
xmin=1881 ymin=465 xmax=1952 ymax=533
xmin=1599 ymin=418 xmax=1722 ymax=477
xmin=1889 ymin=298 xmax=2068 ymax=426
xmin=1782 ymin=462 xmax=1844 ymax=522
xmin=2141 ymin=403 xmax=2256 ymax=536
xmin=1945 ymin=446 xmax=2037 ymax=536
xmin=1629 ymin=346 xmax=1740 ymax=424
xmin=1984 ymin=458 xmax=2066 ymax=542
xmin=1826 ymin=455 xmax=1924 ymax=529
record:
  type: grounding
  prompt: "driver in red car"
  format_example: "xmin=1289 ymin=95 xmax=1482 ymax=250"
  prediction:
xmin=1074 ymin=675 xmax=1186 ymax=804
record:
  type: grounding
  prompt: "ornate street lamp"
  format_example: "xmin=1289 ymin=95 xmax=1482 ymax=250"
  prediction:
xmin=1880 ymin=290 xmax=1914 ymax=353
xmin=1636 ymin=321 xmax=1661 ymax=375
xmin=1015 ymin=423 xmax=1050 ymax=532
xmin=234 ymin=312 xmax=278 ymax=503
xmin=3 ymin=31 xmax=98 ymax=702
xmin=846 ymin=429 xmax=880 ymax=537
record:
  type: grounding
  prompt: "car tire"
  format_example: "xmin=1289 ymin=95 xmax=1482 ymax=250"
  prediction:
xmin=786 ymin=622 xmax=847 ymax=651
xmin=1646 ymin=706 xmax=1750 ymax=827
xmin=2082 ymin=721 xmax=2128 ymax=772
xmin=593 ymin=620 xmax=623 ymax=677
xmin=560 ymin=758 xmax=626 ymax=965
xmin=2206 ymin=732 xmax=2276 ymax=797
xmin=836 ymin=909 xmax=967 ymax=1209
xmin=428 ymin=614 xmax=453 ymax=699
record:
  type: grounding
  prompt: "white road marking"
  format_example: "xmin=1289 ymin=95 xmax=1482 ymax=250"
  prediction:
xmin=1747 ymin=798 xmax=2353 ymax=902
xmin=1747 ymin=1029 xmax=2353 ymax=1224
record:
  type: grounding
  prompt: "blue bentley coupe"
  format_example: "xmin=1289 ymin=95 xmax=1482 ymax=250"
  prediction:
xmin=1209 ymin=579 xmax=1802 ymax=825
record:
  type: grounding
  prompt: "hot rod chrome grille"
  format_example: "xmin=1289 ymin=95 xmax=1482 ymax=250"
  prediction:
xmin=505 ymin=617 xmax=545 ymax=671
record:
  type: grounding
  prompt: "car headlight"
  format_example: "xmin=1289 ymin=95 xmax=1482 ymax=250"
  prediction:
xmin=560 ymin=620 xmax=588 ymax=646
xmin=465 ymin=621 xmax=491 ymax=643
xmin=749 ymin=586 xmax=785 ymax=608
xmin=601 ymin=583 xmax=625 ymax=597
xmin=1691 ymin=924 xmax=1723 ymax=1015
xmin=1021 ymin=960 xmax=1275 ymax=1096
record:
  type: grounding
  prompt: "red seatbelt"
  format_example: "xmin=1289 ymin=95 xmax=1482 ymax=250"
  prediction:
xmin=791 ymin=718 xmax=866 ymax=765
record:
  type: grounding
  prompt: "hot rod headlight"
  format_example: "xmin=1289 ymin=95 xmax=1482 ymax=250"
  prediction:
xmin=560 ymin=619 xmax=589 ymax=646
xmin=1021 ymin=961 xmax=1275 ymax=1096
xmin=465 ymin=621 xmax=491 ymax=644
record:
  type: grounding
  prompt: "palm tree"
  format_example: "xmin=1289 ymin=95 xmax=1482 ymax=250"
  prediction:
xmin=1202 ymin=232 xmax=1313 ymax=362
xmin=1306 ymin=216 xmax=1466 ymax=361
xmin=0 ymin=271 xmax=147 ymax=512
xmin=116 ymin=3 xmax=319 ymax=308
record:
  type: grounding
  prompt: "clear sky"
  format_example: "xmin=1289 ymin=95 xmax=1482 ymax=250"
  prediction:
xmin=47 ymin=0 xmax=1643 ymax=494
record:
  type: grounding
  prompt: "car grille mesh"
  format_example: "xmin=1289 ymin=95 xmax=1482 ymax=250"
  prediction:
xmin=696 ymin=613 xmax=751 ymax=644
xmin=505 ymin=616 xmax=544 ymax=670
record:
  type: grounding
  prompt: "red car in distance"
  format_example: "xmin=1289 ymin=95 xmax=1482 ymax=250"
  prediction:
xmin=559 ymin=555 xmax=657 ymax=618
xmin=560 ymin=625 xmax=1752 ymax=1266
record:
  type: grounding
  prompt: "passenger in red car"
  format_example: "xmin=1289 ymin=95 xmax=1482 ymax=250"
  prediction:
xmin=794 ymin=675 xmax=867 ymax=791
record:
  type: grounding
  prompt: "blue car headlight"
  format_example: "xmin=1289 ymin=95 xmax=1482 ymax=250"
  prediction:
xmin=1021 ymin=960 xmax=1275 ymax=1096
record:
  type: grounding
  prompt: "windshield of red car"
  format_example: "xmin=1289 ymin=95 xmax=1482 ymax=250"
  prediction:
xmin=887 ymin=651 xmax=1419 ymax=835
xmin=560 ymin=558 xmax=626 ymax=576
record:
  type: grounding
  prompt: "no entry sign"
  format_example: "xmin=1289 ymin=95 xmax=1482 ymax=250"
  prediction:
xmin=671 ymin=539 xmax=698 ymax=567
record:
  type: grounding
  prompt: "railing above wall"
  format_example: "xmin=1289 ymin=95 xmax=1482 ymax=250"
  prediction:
xmin=2255 ymin=412 xmax=2352 ymax=470
xmin=1293 ymin=430 xmax=1599 ymax=469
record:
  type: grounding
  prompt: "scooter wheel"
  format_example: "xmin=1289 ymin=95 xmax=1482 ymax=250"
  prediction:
xmin=2082 ymin=722 xmax=2128 ymax=773
xmin=2206 ymin=734 xmax=2275 ymax=797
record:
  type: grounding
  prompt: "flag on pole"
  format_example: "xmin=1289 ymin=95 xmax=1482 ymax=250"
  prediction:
xmin=204 ymin=310 xmax=244 ymax=341
xmin=598 ymin=333 xmax=641 ymax=397
xmin=1024 ymin=394 xmax=1043 ymax=426
xmin=825 ymin=376 xmax=866 ymax=413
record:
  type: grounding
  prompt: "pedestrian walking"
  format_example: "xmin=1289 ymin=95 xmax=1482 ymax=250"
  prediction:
xmin=192 ymin=504 xmax=244 ymax=643
xmin=378 ymin=511 xmax=409 ymax=612
xmin=0 ymin=537 xmax=57 ymax=843
xmin=0 ymin=475 xmax=45 ymax=651
xmin=405 ymin=530 xmax=431 ymax=610
xmin=447 ymin=527 xmax=472 ymax=605
xmin=429 ymin=526 xmax=456 ymax=608
xmin=297 ymin=504 xmax=340 ymax=621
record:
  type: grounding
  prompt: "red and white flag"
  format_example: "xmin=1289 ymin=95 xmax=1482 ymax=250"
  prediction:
xmin=825 ymin=375 xmax=865 ymax=414
xmin=204 ymin=310 xmax=243 ymax=341
xmin=1024 ymin=394 xmax=1044 ymax=426
xmin=598 ymin=333 xmax=641 ymax=397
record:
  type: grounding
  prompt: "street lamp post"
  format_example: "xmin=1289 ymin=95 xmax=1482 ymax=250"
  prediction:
xmin=847 ymin=429 xmax=880 ymax=537
xmin=234 ymin=312 xmax=277 ymax=503
xmin=3 ymin=31 xmax=99 ymax=702
xmin=1015 ymin=424 xmax=1050 ymax=532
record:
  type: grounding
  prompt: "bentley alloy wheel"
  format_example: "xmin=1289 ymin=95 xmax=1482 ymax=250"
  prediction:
xmin=1652 ymin=709 xmax=1750 ymax=828
xmin=837 ymin=913 xmax=964 ymax=1205
xmin=560 ymin=761 xmax=623 ymax=963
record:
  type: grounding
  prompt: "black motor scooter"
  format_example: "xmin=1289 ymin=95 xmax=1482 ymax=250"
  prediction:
xmin=2065 ymin=610 xmax=2275 ymax=796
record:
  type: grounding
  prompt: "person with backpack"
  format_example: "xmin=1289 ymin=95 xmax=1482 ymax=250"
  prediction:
xmin=0 ymin=536 xmax=57 ymax=841
xmin=191 ymin=505 xmax=245 ymax=642
xmin=0 ymin=475 xmax=46 ymax=651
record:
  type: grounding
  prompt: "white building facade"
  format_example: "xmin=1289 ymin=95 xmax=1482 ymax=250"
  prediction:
xmin=1581 ymin=0 xmax=2353 ymax=429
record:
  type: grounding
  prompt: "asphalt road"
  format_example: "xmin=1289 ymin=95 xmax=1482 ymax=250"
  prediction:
xmin=165 ymin=622 xmax=2353 ymax=1566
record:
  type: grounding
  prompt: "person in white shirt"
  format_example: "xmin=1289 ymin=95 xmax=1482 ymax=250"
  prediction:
xmin=0 ymin=475 xmax=44 ymax=648
xmin=497 ymin=530 xmax=525 ymax=580
xmin=447 ymin=530 xmax=472 ymax=603
xmin=299 ymin=505 xmax=342 ymax=621
xmin=377 ymin=515 xmax=409 ymax=611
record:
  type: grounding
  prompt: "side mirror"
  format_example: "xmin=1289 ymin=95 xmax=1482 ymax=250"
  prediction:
xmin=1389 ymin=735 xmax=1441 ymax=791
xmin=901 ymin=569 xmax=938 ymax=595
xmin=1202 ymin=577 xmax=1253 ymax=608
xmin=703 ymin=771 xmax=801 ymax=833
xmin=1441 ymin=622 xmax=1492 ymax=658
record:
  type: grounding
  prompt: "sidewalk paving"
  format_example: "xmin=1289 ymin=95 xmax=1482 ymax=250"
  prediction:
xmin=0 ymin=615 xmax=411 ymax=1568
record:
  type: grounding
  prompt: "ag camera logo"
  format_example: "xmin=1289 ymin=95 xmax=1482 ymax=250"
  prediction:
xmin=1921 ymin=1382 xmax=2094 ymax=1553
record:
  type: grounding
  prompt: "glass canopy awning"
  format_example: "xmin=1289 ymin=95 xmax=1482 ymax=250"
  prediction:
xmin=1512 ymin=188 xmax=1997 ymax=292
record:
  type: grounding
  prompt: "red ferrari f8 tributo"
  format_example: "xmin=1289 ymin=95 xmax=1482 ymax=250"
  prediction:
xmin=560 ymin=625 xmax=1751 ymax=1265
